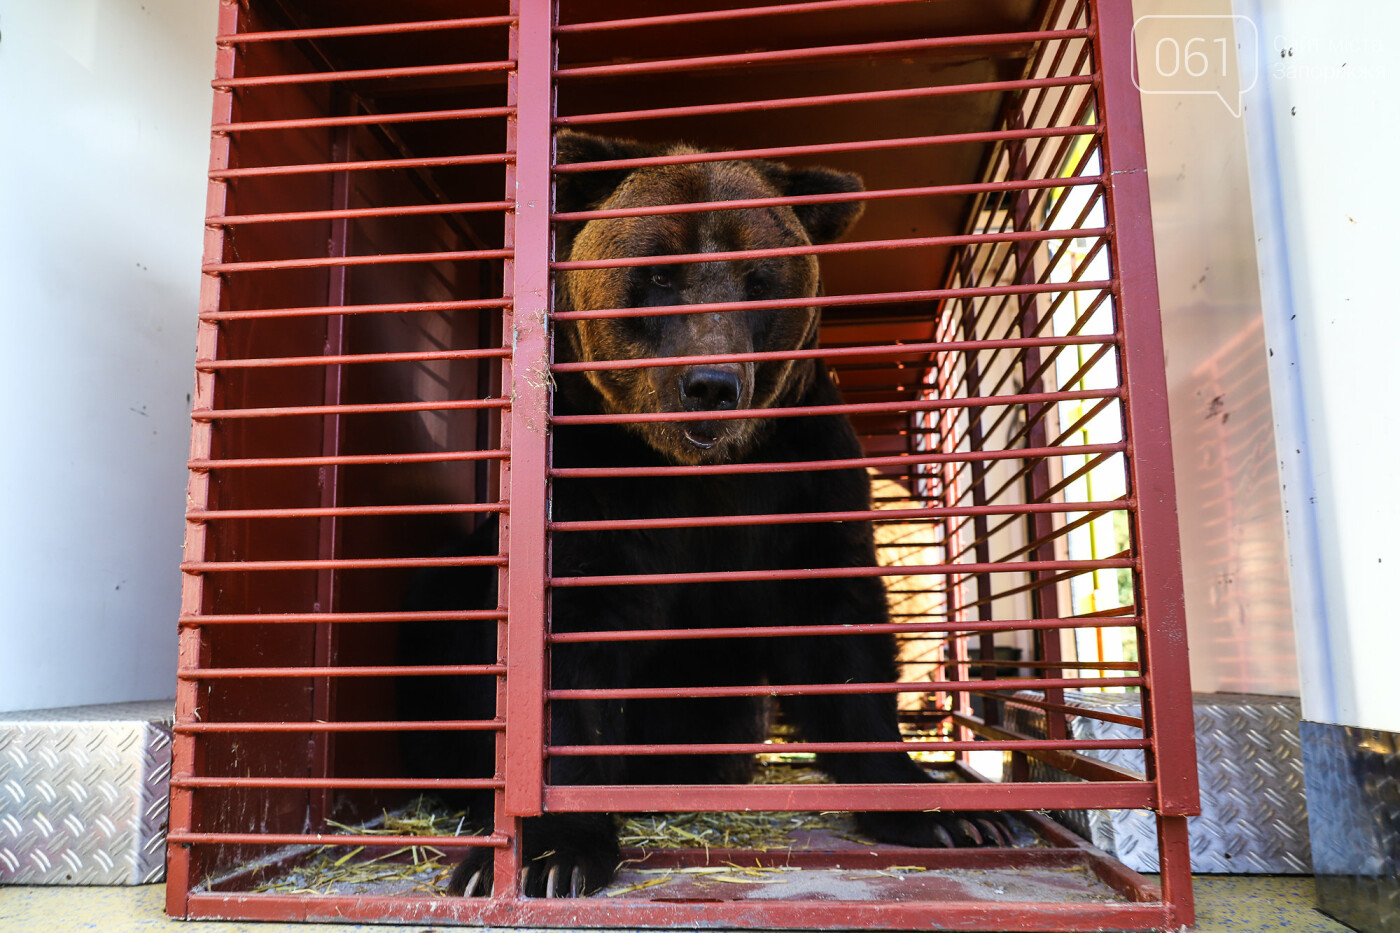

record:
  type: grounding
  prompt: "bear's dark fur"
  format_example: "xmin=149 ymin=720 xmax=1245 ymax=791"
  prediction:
xmin=397 ymin=131 xmax=1009 ymax=899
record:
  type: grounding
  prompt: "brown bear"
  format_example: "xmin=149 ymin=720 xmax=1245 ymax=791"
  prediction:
xmin=397 ymin=131 xmax=1010 ymax=899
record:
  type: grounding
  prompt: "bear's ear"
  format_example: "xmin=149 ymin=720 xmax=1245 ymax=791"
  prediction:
xmin=554 ymin=131 xmax=669 ymax=214
xmin=755 ymin=162 xmax=866 ymax=244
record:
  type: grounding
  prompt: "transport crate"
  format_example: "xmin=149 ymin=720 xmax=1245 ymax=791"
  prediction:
xmin=169 ymin=1 xmax=1197 ymax=928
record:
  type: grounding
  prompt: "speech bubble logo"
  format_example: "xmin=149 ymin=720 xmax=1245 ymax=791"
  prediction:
xmin=1131 ymin=14 xmax=1259 ymax=118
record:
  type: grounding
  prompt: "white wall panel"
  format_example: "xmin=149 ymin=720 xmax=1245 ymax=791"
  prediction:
xmin=0 ymin=0 xmax=217 ymax=710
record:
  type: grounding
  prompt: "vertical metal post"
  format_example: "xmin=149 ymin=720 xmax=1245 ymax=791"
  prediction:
xmin=954 ymin=257 xmax=1000 ymax=732
xmin=1088 ymin=0 xmax=1199 ymax=817
xmin=1009 ymin=131 xmax=1068 ymax=743
xmin=167 ymin=0 xmax=239 ymax=916
xmin=503 ymin=0 xmax=554 ymax=822
xmin=1157 ymin=814 xmax=1196 ymax=928
xmin=933 ymin=295 xmax=969 ymax=742
xmin=308 ymin=115 xmax=352 ymax=835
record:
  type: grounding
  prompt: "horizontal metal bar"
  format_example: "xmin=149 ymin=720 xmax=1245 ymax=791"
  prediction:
xmin=553 ymin=28 xmax=1091 ymax=78
xmin=554 ymin=175 xmax=1102 ymax=223
xmin=198 ymin=346 xmax=509 ymax=371
xmin=168 ymin=832 xmax=508 ymax=849
xmin=554 ymin=330 xmax=1113 ymax=374
xmin=201 ymin=298 xmax=509 ymax=321
xmin=173 ymin=776 xmax=503 ymax=790
xmin=189 ymin=451 xmax=509 ymax=470
xmin=191 ymin=397 xmax=509 ymax=420
xmin=550 ymin=443 xmax=1125 ymax=481
xmin=544 ymin=781 xmax=1155 ymax=813
xmin=184 ymin=889 xmax=1174 ymax=929
xmin=215 ymin=105 xmax=514 ymax=134
xmin=950 ymin=659 xmax=1140 ymax=672
xmin=556 ymin=76 xmax=1097 ymax=127
xmin=550 ymin=499 xmax=1129 ymax=533
xmin=189 ymin=502 xmax=504 ymax=521
xmin=984 ymin=692 xmax=1146 ymax=729
xmin=222 ymin=15 xmax=516 ymax=44
xmin=209 ymin=152 xmax=511 ymax=180
xmin=548 ymin=675 xmax=1143 ymax=700
xmin=554 ymin=126 xmax=1099 ymax=176
xmin=548 ymin=737 xmax=1148 ymax=756
xmin=179 ymin=610 xmax=505 ymax=625
xmin=212 ymin=60 xmax=514 ymax=89
xmin=549 ymin=616 xmax=1138 ymax=646
xmin=212 ymin=201 xmax=515 ymax=226
xmin=551 ymin=557 xmax=1134 ymax=589
xmin=552 ymin=279 xmax=1111 ymax=323
xmin=181 ymin=555 xmax=506 ymax=574
xmin=205 ymin=247 xmax=512 ymax=274
xmin=556 ymin=0 xmax=932 ymax=33
xmin=955 ymin=714 xmax=1150 ymax=785
xmin=178 ymin=664 xmax=506 ymax=679
xmin=553 ymin=226 xmax=1108 ymax=271
xmin=177 ymin=720 xmax=502 ymax=734
xmin=551 ymin=386 xmax=1120 ymax=427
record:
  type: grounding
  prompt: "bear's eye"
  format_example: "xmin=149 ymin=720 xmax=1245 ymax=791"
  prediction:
xmin=746 ymin=279 xmax=769 ymax=299
xmin=649 ymin=271 xmax=673 ymax=289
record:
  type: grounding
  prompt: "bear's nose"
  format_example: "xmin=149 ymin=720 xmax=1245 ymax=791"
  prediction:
xmin=678 ymin=367 xmax=741 ymax=412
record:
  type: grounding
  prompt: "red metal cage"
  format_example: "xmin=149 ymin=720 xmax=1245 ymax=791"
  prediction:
xmin=170 ymin=0 xmax=1198 ymax=929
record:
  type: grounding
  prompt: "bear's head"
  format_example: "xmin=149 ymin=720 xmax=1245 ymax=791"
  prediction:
xmin=552 ymin=131 xmax=865 ymax=465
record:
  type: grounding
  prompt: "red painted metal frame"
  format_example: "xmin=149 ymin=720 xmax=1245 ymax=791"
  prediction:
xmin=1091 ymin=0 xmax=1198 ymax=919
xmin=169 ymin=1 xmax=1196 ymax=929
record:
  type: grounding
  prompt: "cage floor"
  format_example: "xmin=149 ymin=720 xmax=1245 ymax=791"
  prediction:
xmin=228 ymin=807 xmax=1118 ymax=907
xmin=603 ymin=840 xmax=1119 ymax=906
xmin=2 ymin=876 xmax=1354 ymax=932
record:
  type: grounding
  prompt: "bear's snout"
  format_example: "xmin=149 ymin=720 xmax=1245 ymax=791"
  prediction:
xmin=675 ymin=365 xmax=745 ymax=452
xmin=679 ymin=367 xmax=741 ymax=413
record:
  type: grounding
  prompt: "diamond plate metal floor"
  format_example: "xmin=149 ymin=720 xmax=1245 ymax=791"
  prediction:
xmin=0 ymin=877 xmax=1358 ymax=932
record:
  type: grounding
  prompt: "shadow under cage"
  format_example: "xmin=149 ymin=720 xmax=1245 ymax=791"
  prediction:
xmin=170 ymin=0 xmax=1198 ymax=929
